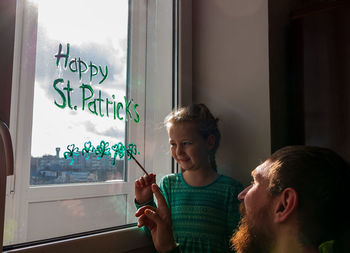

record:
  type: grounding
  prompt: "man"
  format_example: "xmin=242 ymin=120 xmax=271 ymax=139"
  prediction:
xmin=136 ymin=146 xmax=350 ymax=253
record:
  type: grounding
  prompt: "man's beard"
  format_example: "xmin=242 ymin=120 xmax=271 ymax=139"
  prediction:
xmin=230 ymin=203 xmax=275 ymax=253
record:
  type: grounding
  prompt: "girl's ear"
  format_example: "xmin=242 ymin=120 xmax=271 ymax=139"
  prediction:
xmin=273 ymin=187 xmax=298 ymax=223
xmin=207 ymin=134 xmax=216 ymax=150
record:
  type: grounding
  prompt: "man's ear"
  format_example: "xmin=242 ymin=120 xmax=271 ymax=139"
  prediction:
xmin=273 ymin=187 xmax=298 ymax=223
xmin=207 ymin=134 xmax=216 ymax=150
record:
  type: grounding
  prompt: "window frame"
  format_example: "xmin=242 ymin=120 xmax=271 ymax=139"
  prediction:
xmin=4 ymin=0 xmax=177 ymax=248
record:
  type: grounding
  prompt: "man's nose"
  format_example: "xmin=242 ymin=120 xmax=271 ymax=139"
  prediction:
xmin=238 ymin=185 xmax=252 ymax=201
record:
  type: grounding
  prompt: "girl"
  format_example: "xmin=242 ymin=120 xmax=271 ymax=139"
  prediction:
xmin=135 ymin=103 xmax=243 ymax=253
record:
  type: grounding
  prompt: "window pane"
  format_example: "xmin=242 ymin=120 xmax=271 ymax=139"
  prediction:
xmin=30 ymin=0 xmax=130 ymax=185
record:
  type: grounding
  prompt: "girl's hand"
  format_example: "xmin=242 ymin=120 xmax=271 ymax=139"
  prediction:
xmin=134 ymin=173 xmax=156 ymax=204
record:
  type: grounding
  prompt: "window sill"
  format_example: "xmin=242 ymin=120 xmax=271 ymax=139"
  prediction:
xmin=3 ymin=226 xmax=155 ymax=253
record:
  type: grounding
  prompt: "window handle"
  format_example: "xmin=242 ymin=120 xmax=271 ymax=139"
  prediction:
xmin=0 ymin=120 xmax=14 ymax=176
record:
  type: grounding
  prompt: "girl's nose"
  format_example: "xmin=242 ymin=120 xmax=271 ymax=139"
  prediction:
xmin=238 ymin=185 xmax=252 ymax=201
xmin=176 ymin=145 xmax=184 ymax=156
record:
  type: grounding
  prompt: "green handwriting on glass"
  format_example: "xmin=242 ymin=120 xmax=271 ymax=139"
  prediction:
xmin=53 ymin=43 xmax=140 ymax=123
xmin=63 ymin=140 xmax=139 ymax=165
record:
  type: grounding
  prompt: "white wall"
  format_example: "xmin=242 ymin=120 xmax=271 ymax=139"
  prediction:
xmin=192 ymin=0 xmax=271 ymax=184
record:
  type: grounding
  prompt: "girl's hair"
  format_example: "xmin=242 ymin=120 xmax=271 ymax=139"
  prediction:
xmin=164 ymin=103 xmax=221 ymax=171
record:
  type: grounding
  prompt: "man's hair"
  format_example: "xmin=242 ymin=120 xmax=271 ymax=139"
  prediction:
xmin=266 ymin=146 xmax=350 ymax=247
xmin=164 ymin=103 xmax=220 ymax=171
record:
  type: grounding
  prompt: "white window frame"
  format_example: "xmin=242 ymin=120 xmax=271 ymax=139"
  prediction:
xmin=4 ymin=0 xmax=176 ymax=247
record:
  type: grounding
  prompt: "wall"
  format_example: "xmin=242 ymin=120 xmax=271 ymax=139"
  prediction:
xmin=192 ymin=0 xmax=271 ymax=184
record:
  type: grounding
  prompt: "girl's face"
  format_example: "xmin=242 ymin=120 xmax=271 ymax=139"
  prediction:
xmin=168 ymin=122 xmax=214 ymax=172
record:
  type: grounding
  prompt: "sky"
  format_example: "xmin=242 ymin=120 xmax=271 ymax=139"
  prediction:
xmin=30 ymin=0 xmax=130 ymax=157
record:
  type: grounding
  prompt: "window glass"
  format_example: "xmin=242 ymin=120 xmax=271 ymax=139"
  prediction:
xmin=30 ymin=0 xmax=130 ymax=185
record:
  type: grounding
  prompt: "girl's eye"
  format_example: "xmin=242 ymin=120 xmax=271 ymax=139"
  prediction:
xmin=170 ymin=143 xmax=176 ymax=147
xmin=183 ymin=142 xmax=192 ymax=145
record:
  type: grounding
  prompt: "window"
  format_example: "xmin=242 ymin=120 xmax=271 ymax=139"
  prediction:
xmin=4 ymin=0 xmax=175 ymax=246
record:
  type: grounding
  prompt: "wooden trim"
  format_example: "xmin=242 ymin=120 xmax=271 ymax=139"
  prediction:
xmin=291 ymin=0 xmax=350 ymax=20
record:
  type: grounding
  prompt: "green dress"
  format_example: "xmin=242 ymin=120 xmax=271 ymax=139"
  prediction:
xmin=136 ymin=173 xmax=243 ymax=253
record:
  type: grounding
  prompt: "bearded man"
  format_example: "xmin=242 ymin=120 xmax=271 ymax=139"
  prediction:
xmin=136 ymin=146 xmax=350 ymax=253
